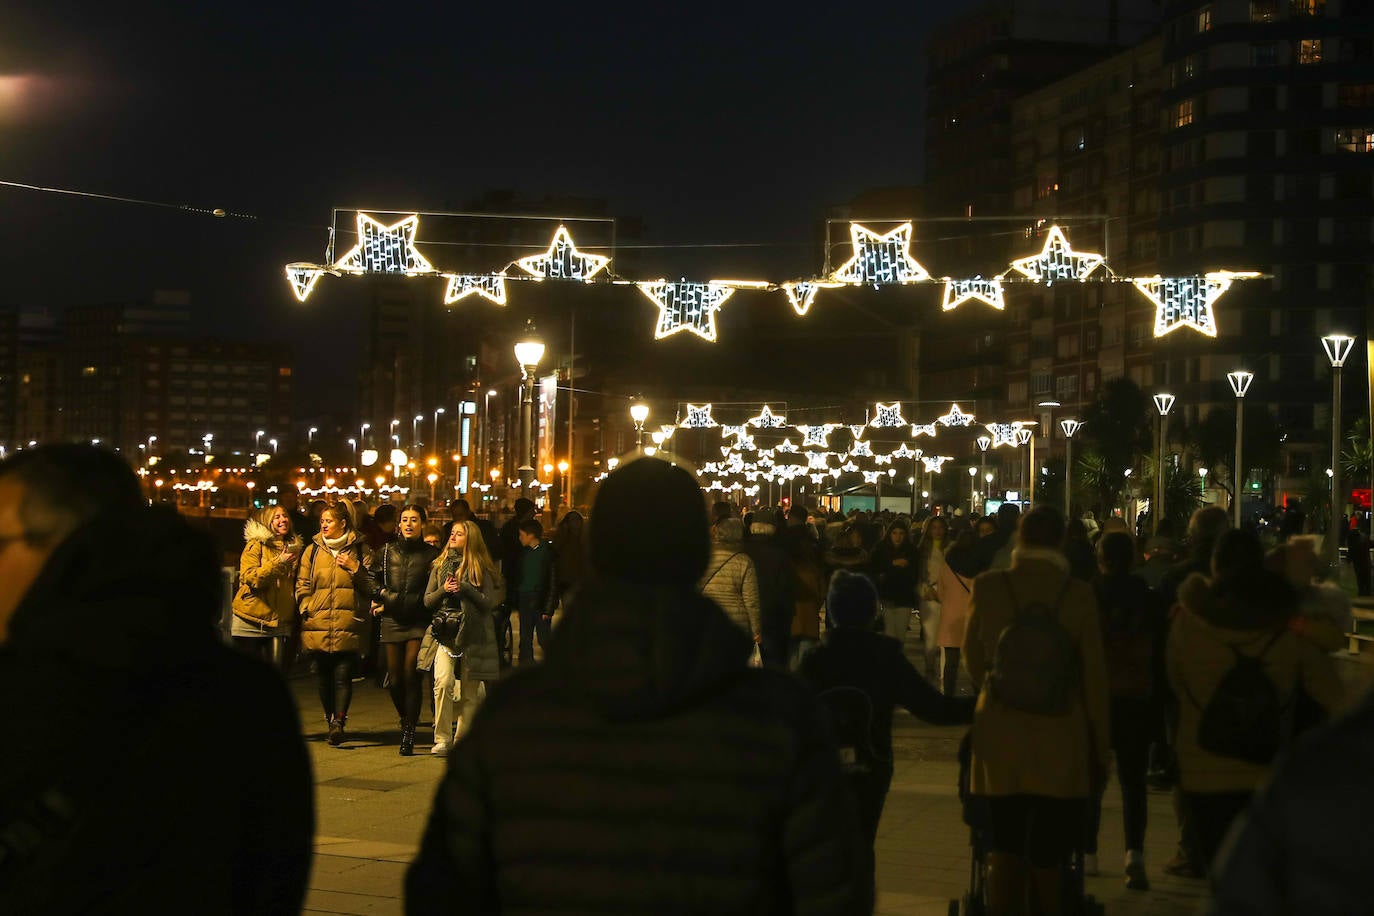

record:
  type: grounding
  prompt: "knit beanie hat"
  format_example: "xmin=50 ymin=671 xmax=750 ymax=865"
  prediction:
xmin=826 ymin=569 xmax=879 ymax=628
xmin=588 ymin=456 xmax=710 ymax=586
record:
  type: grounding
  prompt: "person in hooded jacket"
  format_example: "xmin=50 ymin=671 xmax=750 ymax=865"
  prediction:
xmin=0 ymin=445 xmax=311 ymax=915
xmin=1166 ymin=529 xmax=1344 ymax=875
xmin=231 ymin=504 xmax=304 ymax=668
xmin=406 ymin=457 xmax=872 ymax=915
xmin=871 ymin=520 xmax=920 ymax=646
xmin=297 ymin=502 xmax=375 ymax=747
xmin=367 ymin=504 xmax=440 ymax=756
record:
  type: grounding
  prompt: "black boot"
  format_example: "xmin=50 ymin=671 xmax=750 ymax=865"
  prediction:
xmin=328 ymin=716 xmax=346 ymax=747
xmin=399 ymin=720 xmax=415 ymax=756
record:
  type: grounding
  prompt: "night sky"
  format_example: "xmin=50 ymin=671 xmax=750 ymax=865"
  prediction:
xmin=1 ymin=1 xmax=981 ymax=397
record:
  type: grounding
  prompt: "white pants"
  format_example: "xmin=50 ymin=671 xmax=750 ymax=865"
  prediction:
xmin=881 ymin=602 xmax=913 ymax=642
xmin=919 ymin=599 xmax=942 ymax=671
xmin=433 ymin=649 xmax=487 ymax=744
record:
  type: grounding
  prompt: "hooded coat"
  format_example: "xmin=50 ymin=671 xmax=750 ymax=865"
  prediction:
xmin=406 ymin=579 xmax=871 ymax=915
xmin=0 ymin=508 xmax=312 ymax=914
xmin=370 ymin=535 xmax=440 ymax=628
xmin=232 ymin=517 xmax=303 ymax=630
xmin=295 ymin=530 xmax=374 ymax=654
xmin=1166 ymin=571 xmax=1344 ymax=794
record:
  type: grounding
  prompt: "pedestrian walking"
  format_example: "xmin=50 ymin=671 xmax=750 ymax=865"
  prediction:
xmin=914 ymin=516 xmax=949 ymax=676
xmin=936 ymin=530 xmax=980 ymax=696
xmin=699 ymin=517 xmax=761 ymax=647
xmin=406 ymin=457 xmax=871 ymax=913
xmin=231 ymin=505 xmax=304 ymax=668
xmin=745 ymin=508 xmax=796 ymax=670
xmin=515 ymin=518 xmax=557 ymax=664
xmin=872 ymin=520 xmax=919 ymax=644
xmin=551 ymin=509 xmax=589 ymax=608
xmin=296 ymin=503 xmax=375 ymax=746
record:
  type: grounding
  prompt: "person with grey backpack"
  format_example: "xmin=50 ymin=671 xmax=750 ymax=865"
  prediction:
xmin=962 ymin=506 xmax=1111 ymax=916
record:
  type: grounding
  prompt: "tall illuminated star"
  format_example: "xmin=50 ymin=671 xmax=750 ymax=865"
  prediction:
xmin=937 ymin=404 xmax=976 ymax=427
xmin=863 ymin=471 xmax=882 ymax=484
xmin=1134 ymin=271 xmax=1258 ymax=338
xmin=911 ymin=423 xmax=937 ymax=438
xmin=921 ymin=455 xmax=953 ymax=473
xmin=892 ymin=444 xmax=918 ymax=459
xmin=747 ymin=405 xmax=787 ymax=428
xmin=850 ymin=440 xmax=874 ymax=458
xmin=639 ymin=282 xmax=733 ymax=342
xmin=869 ymin=402 xmax=907 ymax=428
xmin=442 ymin=273 xmax=508 ymax=306
xmin=798 ymin=425 xmax=837 ymax=447
xmin=683 ymin=404 xmax=717 ymax=428
xmin=285 ymin=264 xmax=328 ymax=302
xmin=832 ymin=222 xmax=931 ymax=285
xmin=334 ymin=213 xmax=435 ymax=275
xmin=986 ymin=423 xmax=1021 ymax=448
xmin=942 ymin=277 xmax=1005 ymax=311
xmin=1009 ymin=225 xmax=1104 ymax=284
xmin=781 ymin=281 xmax=841 ymax=316
xmin=516 ymin=225 xmax=610 ymax=281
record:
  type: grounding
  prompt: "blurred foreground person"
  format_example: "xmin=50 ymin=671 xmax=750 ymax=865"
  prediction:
xmin=407 ymin=457 xmax=871 ymax=914
xmin=0 ymin=445 xmax=312 ymax=914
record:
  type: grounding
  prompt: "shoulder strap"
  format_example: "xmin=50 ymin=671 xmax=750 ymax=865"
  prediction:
xmin=954 ymin=573 xmax=970 ymax=594
xmin=700 ymin=552 xmax=741 ymax=593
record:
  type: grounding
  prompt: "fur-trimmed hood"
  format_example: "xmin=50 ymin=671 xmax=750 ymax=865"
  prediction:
xmin=1178 ymin=569 xmax=1296 ymax=630
xmin=243 ymin=517 xmax=303 ymax=550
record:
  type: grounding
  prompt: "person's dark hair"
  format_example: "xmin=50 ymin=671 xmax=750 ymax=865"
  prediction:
xmin=1212 ymin=528 xmax=1265 ymax=580
xmin=996 ymin=502 xmax=1022 ymax=531
xmin=518 ymin=518 xmax=544 ymax=539
xmin=1017 ymin=506 xmax=1064 ymax=549
xmin=374 ymin=504 xmax=398 ymax=526
xmin=399 ymin=504 xmax=428 ymax=523
xmin=0 ymin=444 xmax=144 ymax=547
xmin=449 ymin=498 xmax=472 ymax=521
xmin=787 ymin=504 xmax=808 ymax=523
xmin=711 ymin=501 xmax=735 ymax=525
xmin=1097 ymin=531 xmax=1136 ymax=575
xmin=944 ymin=530 xmax=982 ymax=578
xmin=308 ymin=499 xmax=327 ymax=519
xmin=588 ymin=457 xmax=710 ymax=586
xmin=513 ymin=497 xmax=536 ymax=519
xmin=826 ymin=569 xmax=879 ymax=628
xmin=321 ymin=503 xmax=355 ymax=532
xmin=1188 ymin=505 xmax=1231 ymax=558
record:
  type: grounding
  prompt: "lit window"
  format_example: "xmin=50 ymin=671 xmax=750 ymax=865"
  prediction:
xmin=81 ymin=366 xmax=97 ymax=377
xmin=1251 ymin=0 xmax=1278 ymax=21
xmin=1291 ymin=0 xmax=1325 ymax=15
xmin=1299 ymin=39 xmax=1323 ymax=64
xmin=1197 ymin=6 xmax=1213 ymax=31
xmin=1174 ymin=99 xmax=1195 ymax=128
xmin=1335 ymin=128 xmax=1374 ymax=152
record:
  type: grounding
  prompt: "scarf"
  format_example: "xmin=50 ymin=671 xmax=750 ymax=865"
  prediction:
xmin=322 ymin=533 xmax=350 ymax=554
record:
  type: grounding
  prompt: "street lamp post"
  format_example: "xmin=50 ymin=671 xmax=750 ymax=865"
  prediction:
xmin=630 ymin=396 xmax=649 ymax=449
xmin=513 ymin=321 xmax=546 ymax=492
xmin=308 ymin=427 xmax=317 ymax=447
xmin=1227 ymin=370 xmax=1254 ymax=528
xmin=984 ymin=471 xmax=994 ymax=506
xmin=254 ymin=429 xmax=265 ymax=456
xmin=968 ymin=466 xmax=978 ymax=515
xmin=348 ymin=438 xmax=357 ymax=468
xmin=977 ymin=435 xmax=991 ymax=505
xmin=1060 ymin=418 xmax=1082 ymax=519
xmin=558 ymin=459 xmax=570 ymax=506
xmin=360 ymin=423 xmax=370 ymax=449
xmin=1016 ymin=427 xmax=1033 ymax=499
xmin=1322 ymin=334 xmax=1355 ymax=568
xmin=1153 ymin=393 xmax=1176 ymax=536
xmin=269 ymin=438 xmax=278 ymax=456
xmin=433 ymin=408 xmax=445 ymax=454
xmin=413 ymin=414 xmax=423 ymax=450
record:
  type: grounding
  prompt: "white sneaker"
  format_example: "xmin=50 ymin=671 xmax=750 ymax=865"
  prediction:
xmin=431 ymin=740 xmax=450 ymax=756
xmin=1083 ymin=853 xmax=1099 ymax=876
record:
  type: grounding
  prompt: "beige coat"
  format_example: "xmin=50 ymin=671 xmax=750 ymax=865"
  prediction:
xmin=295 ymin=532 xmax=374 ymax=654
xmin=700 ymin=545 xmax=760 ymax=638
xmin=1167 ymin=573 xmax=1344 ymax=794
xmin=232 ymin=519 xmax=302 ymax=630
xmin=963 ymin=549 xmax=1111 ymax=799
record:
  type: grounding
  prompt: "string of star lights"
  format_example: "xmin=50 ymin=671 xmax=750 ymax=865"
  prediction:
xmin=284 ymin=212 xmax=1261 ymax=342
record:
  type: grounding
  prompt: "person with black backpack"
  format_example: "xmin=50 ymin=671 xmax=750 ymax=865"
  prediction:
xmin=1166 ymin=529 xmax=1344 ymax=876
xmin=962 ymin=506 xmax=1111 ymax=916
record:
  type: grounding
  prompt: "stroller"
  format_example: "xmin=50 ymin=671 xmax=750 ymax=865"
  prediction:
xmin=951 ymin=732 xmax=1104 ymax=916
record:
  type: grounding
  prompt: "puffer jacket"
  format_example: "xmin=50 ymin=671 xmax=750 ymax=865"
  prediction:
xmin=406 ymin=578 xmax=871 ymax=915
xmin=232 ymin=519 xmax=303 ymax=630
xmin=1167 ymin=571 xmax=1344 ymax=794
xmin=370 ymin=536 xmax=440 ymax=627
xmin=295 ymin=532 xmax=374 ymax=654
xmin=424 ymin=556 xmax=506 ymax=681
xmin=699 ymin=544 xmax=760 ymax=638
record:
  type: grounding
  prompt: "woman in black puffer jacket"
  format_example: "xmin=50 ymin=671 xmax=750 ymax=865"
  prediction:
xmin=368 ymin=504 xmax=440 ymax=755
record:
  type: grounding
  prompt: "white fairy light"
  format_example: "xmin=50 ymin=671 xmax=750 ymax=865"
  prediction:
xmin=285 ymin=264 xmax=329 ymax=302
xmin=747 ymin=405 xmax=787 ymax=428
xmin=921 ymin=455 xmax=953 ymax=473
xmin=810 ymin=473 xmax=826 ymax=484
xmin=781 ymin=281 xmax=841 ymax=316
xmin=892 ymin=444 xmax=918 ymax=459
xmin=911 ymin=423 xmax=937 ymax=438
xmin=874 ymin=454 xmax=894 ymax=465
xmin=721 ymin=425 xmax=748 ymax=439
xmin=807 ymin=452 xmax=831 ymax=470
xmin=443 ymin=273 xmax=508 ymax=306
xmin=639 ymin=281 xmax=733 ymax=342
xmin=1135 ymin=270 xmax=1259 ymax=338
xmin=850 ymin=440 xmax=874 ymax=458
xmin=986 ymin=423 xmax=1021 ymax=448
xmin=1009 ymin=225 xmax=1104 ymax=284
xmin=848 ymin=425 xmax=867 ymax=440
xmin=682 ymin=404 xmax=717 ymax=428
xmin=869 ymin=402 xmax=907 ymax=428
xmin=941 ymin=277 xmax=1005 ymax=311
xmin=516 ymin=225 xmax=610 ymax=281
xmin=798 ymin=424 xmax=836 ymax=447
xmin=775 ymin=438 xmax=799 ymax=453
xmin=936 ymin=404 xmax=976 ymax=427
xmin=863 ymin=471 xmax=881 ymax=484
xmin=841 ymin=461 xmax=859 ymax=473
xmin=832 ymin=222 xmax=930 ymax=285
xmin=334 ymin=213 xmax=435 ymax=275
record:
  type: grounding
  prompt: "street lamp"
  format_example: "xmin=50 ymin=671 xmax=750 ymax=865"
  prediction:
xmin=984 ymin=470 xmax=994 ymax=505
xmin=269 ymin=438 xmax=278 ymax=456
xmin=308 ymin=427 xmax=317 ymax=447
xmin=557 ymin=458 xmax=570 ymax=505
xmin=433 ymin=408 xmax=445 ymax=452
xmin=1322 ymin=334 xmax=1356 ymax=567
xmin=1153 ymin=393 xmax=1176 ymax=535
xmin=630 ymin=396 xmax=650 ymax=449
xmin=254 ymin=429 xmax=265 ymax=454
xmin=968 ymin=465 xmax=979 ymax=514
xmin=1227 ymin=370 xmax=1254 ymax=528
xmin=1060 ymin=418 xmax=1082 ymax=518
xmin=348 ymin=438 xmax=357 ymax=467
xmin=413 ymin=414 xmax=423 ymax=449
xmin=513 ymin=321 xmax=545 ymax=491
xmin=360 ymin=422 xmax=370 ymax=449
xmin=1016 ymin=427 xmax=1033 ymax=498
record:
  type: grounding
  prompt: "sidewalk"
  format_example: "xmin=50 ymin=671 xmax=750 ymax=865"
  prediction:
xmin=298 ymin=667 xmax=1212 ymax=915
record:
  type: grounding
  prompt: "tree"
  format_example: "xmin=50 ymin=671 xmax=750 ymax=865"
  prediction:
xmin=1341 ymin=417 xmax=1372 ymax=488
xmin=1185 ymin=404 xmax=1285 ymax=502
xmin=1079 ymin=378 xmax=1152 ymax=515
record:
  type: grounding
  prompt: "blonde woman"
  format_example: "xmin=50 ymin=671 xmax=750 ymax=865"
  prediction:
xmin=424 ymin=519 xmax=505 ymax=754
xmin=232 ymin=505 xmax=303 ymax=667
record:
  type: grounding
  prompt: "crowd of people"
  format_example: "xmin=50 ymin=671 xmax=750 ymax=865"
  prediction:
xmin=1 ymin=443 xmax=1369 ymax=915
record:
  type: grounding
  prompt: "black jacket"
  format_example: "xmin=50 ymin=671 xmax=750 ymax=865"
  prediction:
xmin=871 ymin=539 xmax=920 ymax=605
xmin=744 ymin=535 xmax=796 ymax=655
xmin=799 ymin=628 xmax=974 ymax=769
xmin=407 ymin=579 xmax=872 ymax=915
xmin=0 ymin=508 xmax=312 ymax=915
xmin=370 ymin=535 xmax=440 ymax=626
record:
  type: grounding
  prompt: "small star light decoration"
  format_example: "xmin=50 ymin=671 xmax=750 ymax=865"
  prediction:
xmin=810 ymin=473 xmax=826 ymax=485
xmin=285 ymin=264 xmax=328 ymax=302
xmin=911 ymin=423 xmax=938 ymax=438
xmin=734 ymin=431 xmax=757 ymax=451
xmin=921 ymin=455 xmax=953 ymax=473
xmin=937 ymin=403 xmax=975 ymax=427
xmin=776 ymin=438 xmax=799 ymax=453
xmin=1009 ymin=225 xmax=1104 ymax=284
xmin=516 ymin=225 xmax=610 ymax=281
xmin=986 ymin=423 xmax=1021 ymax=448
xmin=941 ymin=277 xmax=1005 ymax=312
xmin=1135 ymin=271 xmax=1257 ymax=338
xmin=841 ymin=461 xmax=860 ymax=473
xmin=863 ymin=471 xmax=882 ymax=484
xmin=334 ymin=213 xmax=435 ymax=275
xmin=807 ymin=452 xmax=831 ymax=470
xmin=873 ymin=453 xmax=894 ymax=465
xmin=869 ymin=402 xmax=907 ymax=428
xmin=850 ymin=440 xmax=874 ymax=458
xmin=892 ymin=444 xmax=919 ymax=459
xmin=639 ymin=282 xmax=733 ymax=342
xmin=747 ymin=405 xmax=787 ymax=428
xmin=798 ymin=424 xmax=837 ymax=447
xmin=682 ymin=404 xmax=717 ymax=428
xmin=443 ymin=274 xmax=507 ymax=306
xmin=832 ymin=223 xmax=930 ymax=285
xmin=721 ymin=425 xmax=748 ymax=440
xmin=781 ymin=281 xmax=841 ymax=316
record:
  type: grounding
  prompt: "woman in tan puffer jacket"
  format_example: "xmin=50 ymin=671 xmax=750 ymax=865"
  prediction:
xmin=232 ymin=505 xmax=304 ymax=667
xmin=296 ymin=503 xmax=375 ymax=745
xmin=699 ymin=518 xmax=760 ymax=643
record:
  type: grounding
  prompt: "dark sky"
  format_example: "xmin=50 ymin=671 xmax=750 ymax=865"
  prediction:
xmin=0 ymin=1 xmax=981 ymax=390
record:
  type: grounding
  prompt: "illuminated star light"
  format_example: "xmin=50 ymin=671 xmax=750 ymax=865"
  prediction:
xmin=443 ymin=273 xmax=508 ymax=306
xmin=334 ymin=213 xmax=435 ymax=275
xmin=832 ymin=222 xmax=931 ymax=285
xmin=682 ymin=404 xmax=717 ymax=428
xmin=806 ymin=452 xmax=832 ymax=470
xmin=1135 ymin=271 xmax=1259 ymax=338
xmin=516 ymin=225 xmax=611 ymax=281
xmin=798 ymin=425 xmax=837 ymax=447
xmin=937 ymin=404 xmax=976 ymax=427
xmin=775 ymin=438 xmax=799 ymax=453
xmin=942 ymin=277 xmax=1005 ymax=312
xmin=735 ymin=431 xmax=757 ymax=451
xmin=841 ymin=461 xmax=860 ymax=473
xmin=986 ymin=423 xmax=1021 ymax=448
xmin=874 ymin=454 xmax=894 ymax=465
xmin=892 ymin=444 xmax=919 ymax=459
xmin=869 ymin=403 xmax=907 ymax=428
xmin=722 ymin=425 xmax=748 ymax=439
xmin=639 ymin=282 xmax=733 ymax=342
xmin=809 ymin=473 xmax=826 ymax=485
xmin=1009 ymin=225 xmax=1104 ymax=284
xmin=863 ymin=471 xmax=881 ymax=484
xmin=848 ymin=425 xmax=867 ymax=440
xmin=782 ymin=281 xmax=841 ymax=316
xmin=850 ymin=440 xmax=874 ymax=458
xmin=911 ymin=423 xmax=937 ymax=438
xmin=922 ymin=455 xmax=953 ymax=473
xmin=747 ymin=405 xmax=788 ymax=428
xmin=285 ymin=264 xmax=328 ymax=302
